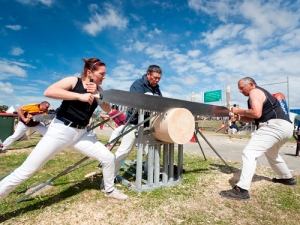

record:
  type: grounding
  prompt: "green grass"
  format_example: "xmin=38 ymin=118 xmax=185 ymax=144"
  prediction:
xmin=0 ymin=134 xmax=300 ymax=224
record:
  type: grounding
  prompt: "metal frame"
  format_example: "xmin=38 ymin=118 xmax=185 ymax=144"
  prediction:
xmin=115 ymin=111 xmax=184 ymax=193
xmin=194 ymin=126 xmax=233 ymax=172
xmin=1 ymin=107 xmax=233 ymax=202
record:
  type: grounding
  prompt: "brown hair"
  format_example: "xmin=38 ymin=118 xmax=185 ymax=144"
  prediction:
xmin=81 ymin=58 xmax=106 ymax=79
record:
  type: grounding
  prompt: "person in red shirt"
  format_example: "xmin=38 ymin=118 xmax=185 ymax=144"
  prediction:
xmin=100 ymin=105 xmax=126 ymax=149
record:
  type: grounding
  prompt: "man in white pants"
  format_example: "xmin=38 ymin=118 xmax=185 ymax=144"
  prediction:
xmin=0 ymin=101 xmax=50 ymax=153
xmin=100 ymin=65 xmax=163 ymax=192
xmin=220 ymin=77 xmax=296 ymax=201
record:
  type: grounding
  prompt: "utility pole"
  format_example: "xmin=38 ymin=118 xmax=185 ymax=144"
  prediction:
xmin=191 ymin=92 xmax=195 ymax=102
xmin=287 ymin=76 xmax=290 ymax=113
xmin=226 ymin=85 xmax=231 ymax=132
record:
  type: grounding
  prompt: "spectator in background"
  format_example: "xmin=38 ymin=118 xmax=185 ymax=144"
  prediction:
xmin=216 ymin=121 xmax=225 ymax=133
xmin=100 ymin=105 xmax=126 ymax=149
xmin=0 ymin=101 xmax=50 ymax=153
xmin=294 ymin=124 xmax=300 ymax=157
xmin=48 ymin=107 xmax=56 ymax=114
xmin=229 ymin=121 xmax=239 ymax=134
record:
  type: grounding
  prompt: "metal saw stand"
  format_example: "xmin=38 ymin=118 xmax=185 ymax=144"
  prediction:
xmin=193 ymin=123 xmax=233 ymax=172
xmin=116 ymin=112 xmax=183 ymax=193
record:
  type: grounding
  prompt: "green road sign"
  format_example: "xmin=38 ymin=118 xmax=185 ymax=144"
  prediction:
xmin=204 ymin=90 xmax=222 ymax=103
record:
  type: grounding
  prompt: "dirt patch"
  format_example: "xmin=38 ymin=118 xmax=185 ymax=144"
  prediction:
xmin=2 ymin=148 xmax=33 ymax=155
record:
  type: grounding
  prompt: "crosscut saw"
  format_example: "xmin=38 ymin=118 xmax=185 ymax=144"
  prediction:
xmin=97 ymin=89 xmax=230 ymax=117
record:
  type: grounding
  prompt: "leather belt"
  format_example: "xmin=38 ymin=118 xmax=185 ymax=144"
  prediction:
xmin=56 ymin=117 xmax=86 ymax=129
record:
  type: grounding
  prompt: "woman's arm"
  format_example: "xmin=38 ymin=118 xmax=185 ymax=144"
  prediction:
xmin=44 ymin=77 xmax=93 ymax=104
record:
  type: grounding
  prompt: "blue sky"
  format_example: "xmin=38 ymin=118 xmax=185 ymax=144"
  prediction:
xmin=0 ymin=0 xmax=300 ymax=112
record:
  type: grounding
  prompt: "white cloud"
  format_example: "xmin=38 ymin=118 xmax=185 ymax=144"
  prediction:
xmin=10 ymin=61 xmax=35 ymax=69
xmin=130 ymin=13 xmax=140 ymax=21
xmin=185 ymin=31 xmax=191 ymax=37
xmin=171 ymin=74 xmax=199 ymax=86
xmin=144 ymin=45 xmax=177 ymax=59
xmin=154 ymin=28 xmax=162 ymax=34
xmin=281 ymin=28 xmax=300 ymax=47
xmin=5 ymin=25 xmax=22 ymax=31
xmin=0 ymin=60 xmax=34 ymax=80
xmin=111 ymin=60 xmax=144 ymax=80
xmin=133 ymin=41 xmax=148 ymax=51
xmin=83 ymin=3 xmax=128 ymax=36
xmin=190 ymin=0 xmax=300 ymax=45
xmin=124 ymin=41 xmax=149 ymax=52
xmin=171 ymin=53 xmax=189 ymax=65
xmin=0 ymin=82 xmax=13 ymax=94
xmin=164 ymin=84 xmax=183 ymax=93
xmin=34 ymin=80 xmax=51 ymax=86
xmin=16 ymin=0 xmax=54 ymax=6
xmin=201 ymin=24 xmax=244 ymax=48
xmin=103 ymin=60 xmax=146 ymax=90
xmin=240 ymin=1 xmax=299 ymax=32
xmin=88 ymin=4 xmax=98 ymax=12
xmin=39 ymin=0 xmax=53 ymax=6
xmin=10 ymin=47 xmax=24 ymax=56
xmin=188 ymin=0 xmax=236 ymax=22
xmin=187 ymin=49 xmax=201 ymax=58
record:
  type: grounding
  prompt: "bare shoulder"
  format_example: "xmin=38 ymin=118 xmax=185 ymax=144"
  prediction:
xmin=55 ymin=76 xmax=79 ymax=88
xmin=250 ymin=88 xmax=264 ymax=96
xmin=61 ymin=76 xmax=78 ymax=83
xmin=250 ymin=88 xmax=265 ymax=102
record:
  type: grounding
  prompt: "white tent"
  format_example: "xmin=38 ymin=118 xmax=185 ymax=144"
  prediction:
xmin=6 ymin=106 xmax=15 ymax=113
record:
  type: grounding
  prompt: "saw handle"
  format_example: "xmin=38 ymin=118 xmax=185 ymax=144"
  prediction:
xmin=86 ymin=78 xmax=94 ymax=111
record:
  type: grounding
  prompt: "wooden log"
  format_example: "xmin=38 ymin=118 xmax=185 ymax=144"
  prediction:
xmin=151 ymin=108 xmax=195 ymax=144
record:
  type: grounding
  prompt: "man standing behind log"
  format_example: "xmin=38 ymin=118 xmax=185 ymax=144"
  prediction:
xmin=220 ymin=77 xmax=296 ymax=201
xmin=100 ymin=65 xmax=162 ymax=191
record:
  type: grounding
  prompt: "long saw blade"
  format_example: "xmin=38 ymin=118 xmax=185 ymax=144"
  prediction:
xmin=99 ymin=89 xmax=230 ymax=117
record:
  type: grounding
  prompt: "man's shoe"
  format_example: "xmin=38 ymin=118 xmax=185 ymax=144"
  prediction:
xmin=220 ymin=185 xmax=250 ymax=200
xmin=0 ymin=144 xmax=6 ymax=154
xmin=272 ymin=178 xmax=296 ymax=186
xmin=105 ymin=188 xmax=128 ymax=200
xmin=100 ymin=180 xmax=105 ymax=193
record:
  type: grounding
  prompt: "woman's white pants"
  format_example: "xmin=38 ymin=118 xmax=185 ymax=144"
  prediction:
xmin=0 ymin=118 xmax=115 ymax=200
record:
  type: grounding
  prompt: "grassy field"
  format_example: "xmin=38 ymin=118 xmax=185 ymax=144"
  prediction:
xmin=0 ymin=132 xmax=299 ymax=224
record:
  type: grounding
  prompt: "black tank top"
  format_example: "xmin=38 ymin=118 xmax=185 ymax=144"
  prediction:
xmin=247 ymin=86 xmax=291 ymax=127
xmin=56 ymin=78 xmax=98 ymax=127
